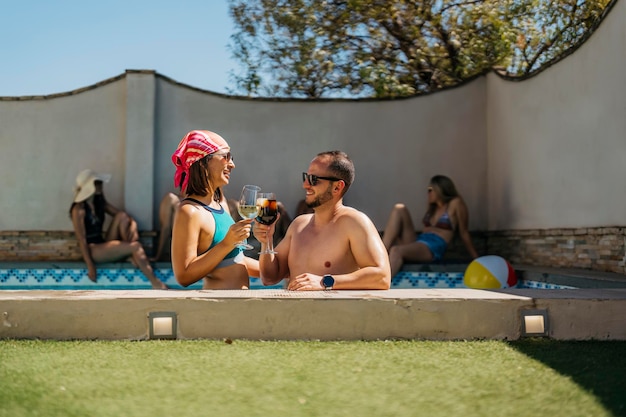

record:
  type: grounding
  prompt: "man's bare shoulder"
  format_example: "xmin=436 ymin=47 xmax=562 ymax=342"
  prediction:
xmin=338 ymin=205 xmax=370 ymax=218
xmin=336 ymin=206 xmax=376 ymax=228
xmin=289 ymin=207 xmax=375 ymax=230
xmin=291 ymin=213 xmax=313 ymax=224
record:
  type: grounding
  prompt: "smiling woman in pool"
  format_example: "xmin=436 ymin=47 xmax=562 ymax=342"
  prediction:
xmin=170 ymin=130 xmax=259 ymax=289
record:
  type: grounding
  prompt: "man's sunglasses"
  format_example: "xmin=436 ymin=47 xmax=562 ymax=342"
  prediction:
xmin=211 ymin=151 xmax=233 ymax=162
xmin=302 ymin=172 xmax=341 ymax=186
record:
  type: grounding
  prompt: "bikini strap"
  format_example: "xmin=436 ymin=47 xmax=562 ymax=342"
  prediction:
xmin=182 ymin=197 xmax=206 ymax=206
xmin=182 ymin=197 xmax=224 ymax=214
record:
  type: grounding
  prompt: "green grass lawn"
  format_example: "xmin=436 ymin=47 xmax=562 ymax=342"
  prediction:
xmin=1 ymin=339 xmax=624 ymax=417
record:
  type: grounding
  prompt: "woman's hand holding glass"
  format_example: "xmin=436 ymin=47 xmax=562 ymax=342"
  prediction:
xmin=224 ymin=217 xmax=255 ymax=249
xmin=235 ymin=185 xmax=261 ymax=250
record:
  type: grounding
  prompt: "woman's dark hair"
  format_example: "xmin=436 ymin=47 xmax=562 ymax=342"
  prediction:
xmin=427 ymin=175 xmax=460 ymax=217
xmin=184 ymin=154 xmax=222 ymax=202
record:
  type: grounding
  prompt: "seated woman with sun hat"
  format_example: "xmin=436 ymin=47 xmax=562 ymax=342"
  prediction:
xmin=69 ymin=169 xmax=168 ymax=289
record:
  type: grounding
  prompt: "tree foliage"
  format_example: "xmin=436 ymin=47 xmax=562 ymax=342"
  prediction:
xmin=227 ymin=0 xmax=613 ymax=98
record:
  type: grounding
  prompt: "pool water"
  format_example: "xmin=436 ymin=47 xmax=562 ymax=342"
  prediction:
xmin=0 ymin=266 xmax=576 ymax=290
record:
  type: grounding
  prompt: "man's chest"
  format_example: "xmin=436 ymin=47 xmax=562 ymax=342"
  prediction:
xmin=290 ymin=227 xmax=352 ymax=272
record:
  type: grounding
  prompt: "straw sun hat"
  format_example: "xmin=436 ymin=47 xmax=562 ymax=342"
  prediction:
xmin=73 ymin=169 xmax=111 ymax=203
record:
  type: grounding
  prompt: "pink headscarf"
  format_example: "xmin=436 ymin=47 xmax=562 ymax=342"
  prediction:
xmin=171 ymin=130 xmax=230 ymax=192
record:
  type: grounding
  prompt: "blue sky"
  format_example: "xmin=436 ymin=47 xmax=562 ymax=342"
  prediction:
xmin=0 ymin=1 xmax=238 ymax=96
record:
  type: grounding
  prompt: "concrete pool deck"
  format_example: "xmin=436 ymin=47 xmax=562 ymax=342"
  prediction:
xmin=1 ymin=276 xmax=625 ymax=341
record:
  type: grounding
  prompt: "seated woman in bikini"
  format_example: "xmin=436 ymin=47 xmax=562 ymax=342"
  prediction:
xmin=170 ymin=130 xmax=259 ymax=289
xmin=381 ymin=175 xmax=479 ymax=278
xmin=69 ymin=169 xmax=168 ymax=289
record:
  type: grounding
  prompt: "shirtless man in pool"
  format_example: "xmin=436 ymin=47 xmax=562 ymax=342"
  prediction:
xmin=253 ymin=151 xmax=390 ymax=291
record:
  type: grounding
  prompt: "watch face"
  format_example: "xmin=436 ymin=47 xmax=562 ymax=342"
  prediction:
xmin=322 ymin=275 xmax=335 ymax=288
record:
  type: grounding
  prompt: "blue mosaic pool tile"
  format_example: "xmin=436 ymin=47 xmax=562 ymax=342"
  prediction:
xmin=0 ymin=266 xmax=576 ymax=290
xmin=155 ymin=268 xmax=174 ymax=282
xmin=519 ymin=280 xmax=576 ymax=290
xmin=391 ymin=271 xmax=467 ymax=288
xmin=444 ymin=273 xmax=465 ymax=288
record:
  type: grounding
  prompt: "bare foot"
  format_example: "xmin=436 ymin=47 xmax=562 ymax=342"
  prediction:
xmin=87 ymin=266 xmax=97 ymax=283
xmin=151 ymin=281 xmax=170 ymax=290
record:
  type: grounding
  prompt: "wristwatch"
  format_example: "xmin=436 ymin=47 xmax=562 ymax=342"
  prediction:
xmin=322 ymin=274 xmax=335 ymax=290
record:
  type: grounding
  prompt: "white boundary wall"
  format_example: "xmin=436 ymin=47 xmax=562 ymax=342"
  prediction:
xmin=0 ymin=0 xmax=623 ymax=233
xmin=0 ymin=73 xmax=487 ymax=232
xmin=486 ymin=0 xmax=626 ymax=229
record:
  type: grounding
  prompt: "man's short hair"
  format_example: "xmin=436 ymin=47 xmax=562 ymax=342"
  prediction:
xmin=317 ymin=150 xmax=355 ymax=195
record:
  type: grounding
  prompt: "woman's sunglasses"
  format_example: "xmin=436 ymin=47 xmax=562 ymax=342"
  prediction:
xmin=211 ymin=151 xmax=233 ymax=162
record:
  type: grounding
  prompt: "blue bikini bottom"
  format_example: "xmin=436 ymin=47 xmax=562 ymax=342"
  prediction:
xmin=416 ymin=233 xmax=448 ymax=261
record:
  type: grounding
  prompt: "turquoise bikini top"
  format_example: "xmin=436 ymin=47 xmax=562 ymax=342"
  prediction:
xmin=182 ymin=198 xmax=242 ymax=259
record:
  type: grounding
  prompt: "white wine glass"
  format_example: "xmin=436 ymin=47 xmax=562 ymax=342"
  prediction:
xmin=236 ymin=185 xmax=261 ymax=250
xmin=256 ymin=192 xmax=279 ymax=255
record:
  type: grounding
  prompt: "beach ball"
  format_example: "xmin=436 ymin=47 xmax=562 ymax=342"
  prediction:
xmin=463 ymin=255 xmax=517 ymax=289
